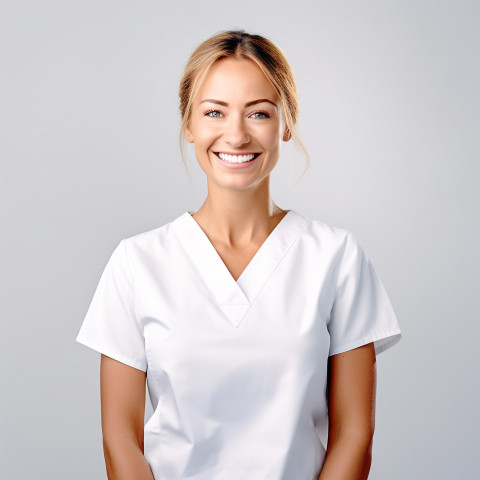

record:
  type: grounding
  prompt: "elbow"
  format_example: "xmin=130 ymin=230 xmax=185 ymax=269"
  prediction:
xmin=345 ymin=429 xmax=374 ymax=479
xmin=334 ymin=424 xmax=375 ymax=461
xmin=352 ymin=427 xmax=374 ymax=476
xmin=352 ymin=425 xmax=375 ymax=455
xmin=102 ymin=431 xmax=144 ymax=459
xmin=102 ymin=434 xmax=145 ymax=480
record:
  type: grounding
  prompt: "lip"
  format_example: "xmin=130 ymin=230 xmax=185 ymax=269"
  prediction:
xmin=213 ymin=152 xmax=262 ymax=169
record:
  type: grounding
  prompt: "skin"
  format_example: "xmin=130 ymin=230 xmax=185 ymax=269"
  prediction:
xmin=100 ymin=57 xmax=376 ymax=479
xmin=320 ymin=343 xmax=377 ymax=480
xmin=101 ymin=356 xmax=153 ymax=480
xmin=185 ymin=57 xmax=292 ymax=273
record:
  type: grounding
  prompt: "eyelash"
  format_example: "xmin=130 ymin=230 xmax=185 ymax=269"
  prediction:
xmin=204 ymin=109 xmax=270 ymax=119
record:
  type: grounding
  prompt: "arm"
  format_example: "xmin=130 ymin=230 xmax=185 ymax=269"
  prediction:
xmin=318 ymin=342 xmax=377 ymax=480
xmin=100 ymin=354 xmax=154 ymax=480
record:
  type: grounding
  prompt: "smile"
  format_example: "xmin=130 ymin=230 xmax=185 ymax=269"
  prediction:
xmin=214 ymin=152 xmax=261 ymax=164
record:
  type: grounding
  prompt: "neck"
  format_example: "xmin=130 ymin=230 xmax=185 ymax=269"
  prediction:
xmin=191 ymin=178 xmax=285 ymax=247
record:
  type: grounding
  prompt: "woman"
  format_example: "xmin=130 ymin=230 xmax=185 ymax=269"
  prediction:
xmin=76 ymin=30 xmax=401 ymax=480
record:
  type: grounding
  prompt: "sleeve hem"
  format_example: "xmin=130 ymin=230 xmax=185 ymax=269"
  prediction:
xmin=329 ymin=328 xmax=402 ymax=357
xmin=76 ymin=335 xmax=147 ymax=372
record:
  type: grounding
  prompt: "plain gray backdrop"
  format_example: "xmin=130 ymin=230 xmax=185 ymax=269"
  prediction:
xmin=1 ymin=0 xmax=478 ymax=478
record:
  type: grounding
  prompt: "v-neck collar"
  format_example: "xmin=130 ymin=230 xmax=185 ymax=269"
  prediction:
xmin=172 ymin=210 xmax=308 ymax=327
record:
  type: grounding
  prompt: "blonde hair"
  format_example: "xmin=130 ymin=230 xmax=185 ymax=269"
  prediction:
xmin=178 ymin=30 xmax=310 ymax=179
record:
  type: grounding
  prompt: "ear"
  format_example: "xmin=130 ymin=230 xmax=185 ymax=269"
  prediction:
xmin=185 ymin=122 xmax=194 ymax=143
xmin=283 ymin=128 xmax=292 ymax=142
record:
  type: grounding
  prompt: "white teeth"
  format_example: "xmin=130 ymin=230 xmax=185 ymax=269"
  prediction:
xmin=218 ymin=153 xmax=256 ymax=163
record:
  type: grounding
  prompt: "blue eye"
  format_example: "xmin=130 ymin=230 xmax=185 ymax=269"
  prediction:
xmin=251 ymin=111 xmax=269 ymax=119
xmin=205 ymin=110 xmax=222 ymax=118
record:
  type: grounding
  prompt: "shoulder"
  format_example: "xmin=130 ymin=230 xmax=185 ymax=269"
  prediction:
xmin=310 ymin=218 xmax=350 ymax=242
xmin=121 ymin=211 xmax=187 ymax=259
xmin=295 ymin=211 xmax=351 ymax=253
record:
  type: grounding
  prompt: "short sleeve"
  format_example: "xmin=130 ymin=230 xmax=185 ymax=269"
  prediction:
xmin=328 ymin=231 xmax=402 ymax=356
xmin=75 ymin=239 xmax=147 ymax=372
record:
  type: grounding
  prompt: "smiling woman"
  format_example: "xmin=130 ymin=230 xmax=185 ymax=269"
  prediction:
xmin=185 ymin=58 xmax=285 ymax=187
xmin=76 ymin=29 xmax=401 ymax=480
xmin=178 ymin=30 xmax=308 ymax=179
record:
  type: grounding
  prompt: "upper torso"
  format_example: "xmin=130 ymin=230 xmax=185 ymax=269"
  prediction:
xmin=77 ymin=208 xmax=401 ymax=479
xmin=128 ymin=210 xmax=336 ymax=479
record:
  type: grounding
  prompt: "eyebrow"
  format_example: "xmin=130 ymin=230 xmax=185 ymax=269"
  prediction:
xmin=199 ymin=98 xmax=277 ymax=108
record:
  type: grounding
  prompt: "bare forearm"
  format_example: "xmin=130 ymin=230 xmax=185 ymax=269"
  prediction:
xmin=318 ymin=432 xmax=373 ymax=480
xmin=103 ymin=437 xmax=154 ymax=480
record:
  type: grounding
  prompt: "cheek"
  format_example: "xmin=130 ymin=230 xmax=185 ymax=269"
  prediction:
xmin=195 ymin=123 xmax=220 ymax=146
xmin=257 ymin=125 xmax=281 ymax=149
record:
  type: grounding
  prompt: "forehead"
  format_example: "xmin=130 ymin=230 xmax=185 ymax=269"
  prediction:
xmin=196 ymin=58 xmax=279 ymax=103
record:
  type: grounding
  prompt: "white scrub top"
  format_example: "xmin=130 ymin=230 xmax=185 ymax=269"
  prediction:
xmin=76 ymin=210 xmax=401 ymax=480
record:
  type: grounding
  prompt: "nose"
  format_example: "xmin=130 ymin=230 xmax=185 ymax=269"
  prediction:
xmin=223 ymin=114 xmax=250 ymax=147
